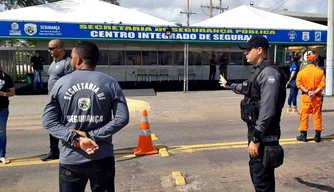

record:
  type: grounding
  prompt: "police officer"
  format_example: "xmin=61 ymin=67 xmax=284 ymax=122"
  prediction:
xmin=219 ymin=36 xmax=286 ymax=192
xmin=42 ymin=41 xmax=129 ymax=192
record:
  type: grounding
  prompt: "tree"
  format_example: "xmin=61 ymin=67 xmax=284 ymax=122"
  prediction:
xmin=0 ymin=39 xmax=35 ymax=47
xmin=2 ymin=0 xmax=120 ymax=10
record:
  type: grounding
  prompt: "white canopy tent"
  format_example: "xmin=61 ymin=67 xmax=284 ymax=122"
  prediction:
xmin=192 ymin=5 xmax=327 ymax=31
xmin=192 ymin=4 xmax=332 ymax=94
xmin=0 ymin=0 xmax=175 ymax=26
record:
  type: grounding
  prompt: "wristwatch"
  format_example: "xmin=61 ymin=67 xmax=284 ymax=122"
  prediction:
xmin=70 ymin=133 xmax=81 ymax=147
xmin=70 ymin=136 xmax=81 ymax=147
xmin=251 ymin=136 xmax=260 ymax=143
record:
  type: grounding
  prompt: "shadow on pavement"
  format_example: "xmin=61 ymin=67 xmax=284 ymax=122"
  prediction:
xmin=322 ymin=109 xmax=334 ymax=113
xmin=116 ymin=156 xmax=142 ymax=162
xmin=295 ymin=177 xmax=334 ymax=192
xmin=11 ymin=154 xmax=46 ymax=161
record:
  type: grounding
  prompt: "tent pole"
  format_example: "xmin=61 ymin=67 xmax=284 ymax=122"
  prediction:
xmin=210 ymin=0 xmax=213 ymax=17
xmin=274 ymin=45 xmax=277 ymax=64
xmin=326 ymin=0 xmax=334 ymax=96
xmin=183 ymin=44 xmax=186 ymax=92
xmin=183 ymin=44 xmax=189 ymax=92
xmin=183 ymin=0 xmax=190 ymax=92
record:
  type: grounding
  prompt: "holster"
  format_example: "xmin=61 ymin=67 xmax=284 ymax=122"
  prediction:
xmin=240 ymin=99 xmax=259 ymax=123
xmin=262 ymin=145 xmax=284 ymax=168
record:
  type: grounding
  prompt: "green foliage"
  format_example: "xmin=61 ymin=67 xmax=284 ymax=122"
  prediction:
xmin=0 ymin=39 xmax=36 ymax=47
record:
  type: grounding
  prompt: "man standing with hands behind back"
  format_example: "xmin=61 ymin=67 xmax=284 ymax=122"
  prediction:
xmin=41 ymin=39 xmax=73 ymax=161
xmin=219 ymin=36 xmax=286 ymax=192
xmin=42 ymin=41 xmax=129 ymax=192
xmin=296 ymin=54 xmax=325 ymax=143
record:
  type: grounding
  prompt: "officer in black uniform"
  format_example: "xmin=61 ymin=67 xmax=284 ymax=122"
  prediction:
xmin=219 ymin=36 xmax=286 ymax=192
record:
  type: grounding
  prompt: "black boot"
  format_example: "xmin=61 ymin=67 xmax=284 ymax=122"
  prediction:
xmin=296 ymin=131 xmax=307 ymax=142
xmin=41 ymin=150 xmax=59 ymax=161
xmin=315 ymin=131 xmax=321 ymax=143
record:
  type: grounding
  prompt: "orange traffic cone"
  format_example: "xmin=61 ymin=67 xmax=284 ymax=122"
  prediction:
xmin=133 ymin=110 xmax=158 ymax=156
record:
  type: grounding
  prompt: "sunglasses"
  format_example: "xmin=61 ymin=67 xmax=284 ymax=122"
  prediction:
xmin=48 ymin=46 xmax=59 ymax=51
xmin=245 ymin=48 xmax=253 ymax=52
xmin=245 ymin=47 xmax=262 ymax=52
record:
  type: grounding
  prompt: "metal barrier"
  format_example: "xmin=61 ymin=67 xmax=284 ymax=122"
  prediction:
xmin=0 ymin=50 xmax=16 ymax=80
xmin=15 ymin=50 xmax=33 ymax=82
xmin=0 ymin=49 xmax=34 ymax=82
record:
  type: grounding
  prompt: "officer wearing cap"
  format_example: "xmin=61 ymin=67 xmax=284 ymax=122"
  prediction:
xmin=295 ymin=54 xmax=325 ymax=142
xmin=219 ymin=35 xmax=286 ymax=192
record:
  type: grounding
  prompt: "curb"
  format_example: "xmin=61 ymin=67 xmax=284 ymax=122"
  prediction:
xmin=172 ymin=171 xmax=187 ymax=186
xmin=126 ymin=98 xmax=151 ymax=112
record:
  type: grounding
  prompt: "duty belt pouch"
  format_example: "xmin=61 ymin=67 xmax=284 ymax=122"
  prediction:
xmin=240 ymin=99 xmax=259 ymax=123
xmin=262 ymin=145 xmax=284 ymax=168
xmin=241 ymin=80 xmax=250 ymax=95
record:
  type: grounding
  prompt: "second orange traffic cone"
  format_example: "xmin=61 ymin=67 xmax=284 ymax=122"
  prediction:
xmin=133 ymin=110 xmax=158 ymax=156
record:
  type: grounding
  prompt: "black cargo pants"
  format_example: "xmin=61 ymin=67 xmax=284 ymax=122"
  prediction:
xmin=247 ymin=124 xmax=276 ymax=192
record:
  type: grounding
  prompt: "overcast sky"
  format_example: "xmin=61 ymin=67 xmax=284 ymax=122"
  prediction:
xmin=120 ymin=0 xmax=328 ymax=25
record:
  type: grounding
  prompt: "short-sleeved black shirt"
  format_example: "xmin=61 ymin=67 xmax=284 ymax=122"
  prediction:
xmin=30 ymin=56 xmax=45 ymax=70
xmin=0 ymin=71 xmax=14 ymax=109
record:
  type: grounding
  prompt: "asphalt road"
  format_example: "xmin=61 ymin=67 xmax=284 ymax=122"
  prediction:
xmin=1 ymin=90 xmax=334 ymax=192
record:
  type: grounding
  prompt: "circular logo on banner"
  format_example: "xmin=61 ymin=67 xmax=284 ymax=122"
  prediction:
xmin=288 ymin=31 xmax=296 ymax=41
xmin=11 ymin=23 xmax=19 ymax=30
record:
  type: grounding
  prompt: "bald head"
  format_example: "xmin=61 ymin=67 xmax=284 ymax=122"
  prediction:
xmin=48 ymin=39 xmax=65 ymax=60
xmin=49 ymin=39 xmax=64 ymax=47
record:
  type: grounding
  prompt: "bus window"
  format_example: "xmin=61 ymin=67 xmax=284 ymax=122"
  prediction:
xmin=230 ymin=52 xmax=243 ymax=65
xmin=142 ymin=51 xmax=157 ymax=65
xmin=126 ymin=51 xmax=141 ymax=65
xmin=158 ymin=51 xmax=172 ymax=65
xmin=109 ymin=51 xmax=125 ymax=65
xmin=97 ymin=50 xmax=108 ymax=65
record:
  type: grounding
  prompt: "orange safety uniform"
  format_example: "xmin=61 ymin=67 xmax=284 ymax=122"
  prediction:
xmin=296 ymin=56 xmax=326 ymax=132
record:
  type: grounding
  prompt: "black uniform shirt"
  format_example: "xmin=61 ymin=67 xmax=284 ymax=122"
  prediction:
xmin=30 ymin=56 xmax=45 ymax=70
xmin=226 ymin=59 xmax=281 ymax=134
xmin=0 ymin=71 xmax=14 ymax=109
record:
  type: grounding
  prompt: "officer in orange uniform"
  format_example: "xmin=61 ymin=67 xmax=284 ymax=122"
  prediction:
xmin=296 ymin=54 xmax=326 ymax=142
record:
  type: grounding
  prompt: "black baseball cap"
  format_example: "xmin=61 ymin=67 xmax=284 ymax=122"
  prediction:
xmin=238 ymin=35 xmax=269 ymax=51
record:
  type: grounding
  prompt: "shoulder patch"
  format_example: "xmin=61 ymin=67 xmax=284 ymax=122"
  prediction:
xmin=268 ymin=76 xmax=276 ymax=84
